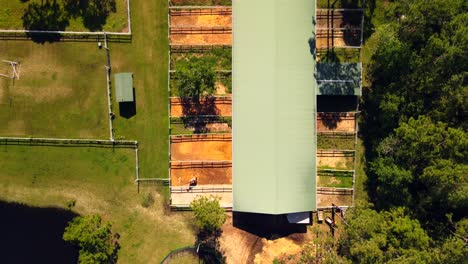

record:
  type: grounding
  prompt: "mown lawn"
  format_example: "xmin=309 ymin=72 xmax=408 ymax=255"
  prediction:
xmin=0 ymin=0 xmax=197 ymax=262
xmin=0 ymin=145 xmax=195 ymax=263
xmin=0 ymin=41 xmax=109 ymax=138
xmin=0 ymin=0 xmax=128 ymax=32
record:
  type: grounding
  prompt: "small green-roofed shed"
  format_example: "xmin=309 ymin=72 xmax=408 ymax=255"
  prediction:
xmin=115 ymin=73 xmax=134 ymax=102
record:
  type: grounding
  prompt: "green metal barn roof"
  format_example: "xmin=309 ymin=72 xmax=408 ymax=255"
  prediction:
xmin=115 ymin=73 xmax=134 ymax=102
xmin=233 ymin=0 xmax=317 ymax=214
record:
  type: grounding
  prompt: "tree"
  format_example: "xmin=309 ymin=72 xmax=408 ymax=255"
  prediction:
xmin=174 ymin=55 xmax=216 ymax=99
xmin=63 ymin=215 xmax=119 ymax=264
xmin=368 ymin=116 xmax=467 ymax=227
xmin=339 ymin=205 xmax=431 ymax=264
xmin=190 ymin=195 xmax=226 ymax=234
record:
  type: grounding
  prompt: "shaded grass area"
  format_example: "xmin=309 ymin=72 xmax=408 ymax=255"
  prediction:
xmin=0 ymin=41 xmax=108 ymax=138
xmin=169 ymin=0 xmax=232 ymax=6
xmin=317 ymin=135 xmax=355 ymax=149
xmin=353 ymin=138 xmax=368 ymax=201
xmin=0 ymin=0 xmax=128 ymax=32
xmin=0 ymin=145 xmax=195 ymax=263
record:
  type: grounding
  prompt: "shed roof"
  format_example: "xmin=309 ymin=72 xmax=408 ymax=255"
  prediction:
xmin=316 ymin=63 xmax=362 ymax=96
xmin=233 ymin=0 xmax=317 ymax=215
xmin=115 ymin=73 xmax=134 ymax=102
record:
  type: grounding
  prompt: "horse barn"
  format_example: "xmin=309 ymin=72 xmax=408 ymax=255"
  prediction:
xmin=168 ymin=0 xmax=364 ymax=224
xmin=233 ymin=0 xmax=317 ymax=222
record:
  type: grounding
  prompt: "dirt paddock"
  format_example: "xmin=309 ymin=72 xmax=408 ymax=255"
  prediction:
xmin=170 ymin=8 xmax=232 ymax=27
xmin=317 ymin=193 xmax=353 ymax=207
xmin=170 ymin=96 xmax=232 ymax=117
xmin=171 ymin=134 xmax=232 ymax=161
xmin=170 ymin=33 xmax=232 ymax=45
xmin=317 ymin=112 xmax=356 ymax=132
xmin=170 ymin=161 xmax=232 ymax=186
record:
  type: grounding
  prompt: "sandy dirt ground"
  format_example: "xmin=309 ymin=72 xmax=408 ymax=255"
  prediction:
xmin=170 ymin=33 xmax=232 ymax=45
xmin=170 ymin=96 xmax=232 ymax=117
xmin=170 ymin=9 xmax=232 ymax=27
xmin=219 ymin=215 xmax=313 ymax=264
xmin=317 ymin=193 xmax=353 ymax=207
xmin=170 ymin=161 xmax=232 ymax=186
xmin=317 ymin=112 xmax=356 ymax=132
xmin=171 ymin=134 xmax=232 ymax=161
xmin=170 ymin=190 xmax=232 ymax=207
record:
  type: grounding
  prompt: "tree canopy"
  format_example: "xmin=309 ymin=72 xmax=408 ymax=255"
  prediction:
xmin=63 ymin=215 xmax=119 ymax=264
xmin=190 ymin=195 xmax=226 ymax=234
xmin=174 ymin=55 xmax=216 ymax=99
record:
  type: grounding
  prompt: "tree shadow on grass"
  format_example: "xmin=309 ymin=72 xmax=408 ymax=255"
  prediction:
xmin=21 ymin=0 xmax=118 ymax=43
xmin=0 ymin=200 xmax=79 ymax=264
xmin=22 ymin=0 xmax=70 ymax=43
xmin=197 ymin=230 xmax=226 ymax=264
xmin=64 ymin=0 xmax=117 ymax=31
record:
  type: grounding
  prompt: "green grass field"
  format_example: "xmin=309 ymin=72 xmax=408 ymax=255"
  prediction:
xmin=0 ymin=0 xmax=128 ymax=32
xmin=0 ymin=0 xmax=197 ymax=262
xmin=0 ymin=145 xmax=194 ymax=263
xmin=0 ymin=41 xmax=108 ymax=138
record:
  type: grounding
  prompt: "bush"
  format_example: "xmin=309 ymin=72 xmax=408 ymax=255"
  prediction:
xmin=190 ymin=195 xmax=226 ymax=234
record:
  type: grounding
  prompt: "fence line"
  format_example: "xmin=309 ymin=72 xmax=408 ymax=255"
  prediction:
xmin=0 ymin=136 xmax=137 ymax=146
xmin=169 ymin=5 xmax=232 ymax=9
xmin=317 ymin=149 xmax=355 ymax=157
xmin=170 ymin=133 xmax=232 ymax=142
xmin=170 ymin=44 xmax=232 ymax=51
xmin=171 ymin=186 xmax=232 ymax=193
xmin=170 ymin=27 xmax=231 ymax=34
xmin=104 ymin=33 xmax=114 ymax=141
xmin=0 ymin=29 xmax=130 ymax=36
xmin=170 ymin=8 xmax=231 ymax=16
xmin=317 ymin=8 xmax=364 ymax=11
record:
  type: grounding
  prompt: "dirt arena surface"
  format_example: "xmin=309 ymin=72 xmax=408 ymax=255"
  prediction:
xmin=317 ymin=193 xmax=353 ymax=207
xmin=170 ymin=161 xmax=232 ymax=186
xmin=171 ymin=134 xmax=232 ymax=161
xmin=317 ymin=112 xmax=356 ymax=132
xmin=170 ymin=33 xmax=232 ymax=45
xmin=170 ymin=96 xmax=232 ymax=117
xmin=170 ymin=9 xmax=232 ymax=27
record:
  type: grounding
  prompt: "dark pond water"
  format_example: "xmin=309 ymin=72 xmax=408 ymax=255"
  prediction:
xmin=0 ymin=201 xmax=79 ymax=264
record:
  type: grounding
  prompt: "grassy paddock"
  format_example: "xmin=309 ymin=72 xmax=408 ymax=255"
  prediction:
xmin=0 ymin=0 xmax=128 ymax=32
xmin=317 ymin=135 xmax=355 ymax=149
xmin=0 ymin=41 xmax=108 ymax=138
xmin=0 ymin=145 xmax=195 ymax=263
xmin=318 ymin=175 xmax=353 ymax=188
